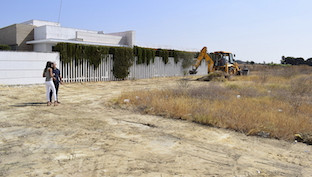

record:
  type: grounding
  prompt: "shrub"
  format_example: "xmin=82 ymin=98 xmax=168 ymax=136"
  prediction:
xmin=111 ymin=47 xmax=134 ymax=79
xmin=0 ymin=44 xmax=11 ymax=51
xmin=288 ymin=75 xmax=312 ymax=110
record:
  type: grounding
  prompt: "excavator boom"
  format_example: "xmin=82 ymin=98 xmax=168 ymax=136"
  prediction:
xmin=189 ymin=47 xmax=214 ymax=74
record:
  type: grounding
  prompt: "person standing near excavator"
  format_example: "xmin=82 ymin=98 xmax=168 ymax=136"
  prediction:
xmin=49 ymin=62 xmax=63 ymax=103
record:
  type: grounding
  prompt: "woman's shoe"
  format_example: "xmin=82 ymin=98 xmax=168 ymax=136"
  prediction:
xmin=47 ymin=102 xmax=52 ymax=106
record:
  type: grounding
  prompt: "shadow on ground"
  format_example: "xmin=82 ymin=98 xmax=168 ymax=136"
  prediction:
xmin=11 ymin=102 xmax=47 ymax=107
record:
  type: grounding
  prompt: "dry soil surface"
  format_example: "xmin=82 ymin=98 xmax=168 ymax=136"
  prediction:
xmin=0 ymin=77 xmax=311 ymax=177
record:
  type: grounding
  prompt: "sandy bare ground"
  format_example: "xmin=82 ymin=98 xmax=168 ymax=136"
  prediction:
xmin=0 ymin=77 xmax=311 ymax=177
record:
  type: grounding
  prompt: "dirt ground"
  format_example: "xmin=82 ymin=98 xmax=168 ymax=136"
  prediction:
xmin=0 ymin=77 xmax=312 ymax=177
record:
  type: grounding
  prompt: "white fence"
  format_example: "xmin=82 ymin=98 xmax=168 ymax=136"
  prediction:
xmin=60 ymin=55 xmax=208 ymax=82
xmin=0 ymin=51 xmax=208 ymax=85
xmin=0 ymin=51 xmax=59 ymax=85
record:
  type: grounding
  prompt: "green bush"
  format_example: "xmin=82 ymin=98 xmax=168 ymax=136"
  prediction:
xmin=0 ymin=44 xmax=11 ymax=51
xmin=111 ymin=47 xmax=134 ymax=79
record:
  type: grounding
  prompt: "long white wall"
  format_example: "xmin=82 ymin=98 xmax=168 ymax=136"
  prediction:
xmin=0 ymin=51 xmax=59 ymax=85
xmin=0 ymin=51 xmax=208 ymax=85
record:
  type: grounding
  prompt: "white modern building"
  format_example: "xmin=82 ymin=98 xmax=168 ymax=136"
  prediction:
xmin=0 ymin=20 xmax=135 ymax=52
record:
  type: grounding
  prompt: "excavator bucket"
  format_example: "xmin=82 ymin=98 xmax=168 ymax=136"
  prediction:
xmin=189 ymin=68 xmax=198 ymax=75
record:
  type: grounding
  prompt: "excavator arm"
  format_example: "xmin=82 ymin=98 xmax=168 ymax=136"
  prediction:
xmin=189 ymin=47 xmax=214 ymax=74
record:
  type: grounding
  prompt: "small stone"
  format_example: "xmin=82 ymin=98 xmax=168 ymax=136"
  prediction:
xmin=123 ymin=99 xmax=130 ymax=103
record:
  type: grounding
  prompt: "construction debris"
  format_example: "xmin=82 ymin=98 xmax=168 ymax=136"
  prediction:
xmin=295 ymin=133 xmax=312 ymax=145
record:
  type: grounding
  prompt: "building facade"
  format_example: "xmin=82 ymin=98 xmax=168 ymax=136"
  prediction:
xmin=0 ymin=20 xmax=135 ymax=52
xmin=0 ymin=23 xmax=34 ymax=51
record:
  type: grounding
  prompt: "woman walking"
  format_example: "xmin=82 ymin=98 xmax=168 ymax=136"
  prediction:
xmin=43 ymin=61 xmax=58 ymax=106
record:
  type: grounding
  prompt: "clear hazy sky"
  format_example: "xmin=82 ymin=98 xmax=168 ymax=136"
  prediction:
xmin=1 ymin=0 xmax=311 ymax=63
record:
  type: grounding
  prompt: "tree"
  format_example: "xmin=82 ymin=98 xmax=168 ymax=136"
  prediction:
xmin=281 ymin=56 xmax=286 ymax=64
xmin=282 ymin=56 xmax=310 ymax=65
xmin=306 ymin=58 xmax=312 ymax=66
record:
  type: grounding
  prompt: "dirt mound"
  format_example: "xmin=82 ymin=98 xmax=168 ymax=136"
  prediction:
xmin=196 ymin=71 xmax=229 ymax=82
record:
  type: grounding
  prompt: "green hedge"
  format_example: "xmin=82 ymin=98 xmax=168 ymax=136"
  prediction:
xmin=0 ymin=44 xmax=11 ymax=51
xmin=54 ymin=43 xmax=197 ymax=79
xmin=54 ymin=43 xmax=109 ymax=65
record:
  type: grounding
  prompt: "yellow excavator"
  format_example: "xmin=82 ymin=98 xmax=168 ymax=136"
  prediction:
xmin=189 ymin=47 xmax=248 ymax=75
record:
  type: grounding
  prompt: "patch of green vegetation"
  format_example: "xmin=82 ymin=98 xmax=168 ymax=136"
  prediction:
xmin=0 ymin=44 xmax=11 ymax=51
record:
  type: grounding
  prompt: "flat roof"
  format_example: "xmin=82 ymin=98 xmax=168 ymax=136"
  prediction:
xmin=26 ymin=39 xmax=128 ymax=47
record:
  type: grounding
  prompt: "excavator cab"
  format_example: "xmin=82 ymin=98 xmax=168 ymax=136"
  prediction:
xmin=212 ymin=51 xmax=242 ymax=74
xmin=213 ymin=51 xmax=234 ymax=65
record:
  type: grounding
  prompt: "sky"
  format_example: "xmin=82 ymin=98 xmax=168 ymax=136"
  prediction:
xmin=1 ymin=0 xmax=312 ymax=63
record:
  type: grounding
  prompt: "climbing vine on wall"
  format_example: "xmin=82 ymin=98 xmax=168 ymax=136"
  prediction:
xmin=158 ymin=49 xmax=169 ymax=64
xmin=174 ymin=51 xmax=197 ymax=69
xmin=54 ymin=43 xmax=197 ymax=79
xmin=54 ymin=43 xmax=132 ymax=79
xmin=133 ymin=46 xmax=156 ymax=65
xmin=54 ymin=43 xmax=109 ymax=66
xmin=133 ymin=46 xmax=196 ymax=67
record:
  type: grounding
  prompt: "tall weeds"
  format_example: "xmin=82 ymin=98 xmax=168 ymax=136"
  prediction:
xmin=115 ymin=66 xmax=312 ymax=142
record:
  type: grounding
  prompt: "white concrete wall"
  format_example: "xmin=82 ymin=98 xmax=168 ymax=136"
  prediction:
xmin=76 ymin=31 xmax=122 ymax=45
xmin=107 ymin=31 xmax=135 ymax=46
xmin=34 ymin=26 xmax=77 ymax=40
xmin=0 ymin=51 xmax=59 ymax=85
xmin=46 ymin=26 xmax=77 ymax=40
xmin=34 ymin=26 xmax=47 ymax=40
xmin=34 ymin=26 xmax=134 ymax=46
xmin=33 ymin=43 xmax=54 ymax=53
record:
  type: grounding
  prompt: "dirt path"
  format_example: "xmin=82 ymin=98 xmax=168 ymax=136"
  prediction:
xmin=0 ymin=77 xmax=311 ymax=177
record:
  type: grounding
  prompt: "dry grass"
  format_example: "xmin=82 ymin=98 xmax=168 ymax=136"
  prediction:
xmin=115 ymin=65 xmax=312 ymax=142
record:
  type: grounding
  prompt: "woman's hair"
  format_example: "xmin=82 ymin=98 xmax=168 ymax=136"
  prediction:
xmin=44 ymin=61 xmax=53 ymax=72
